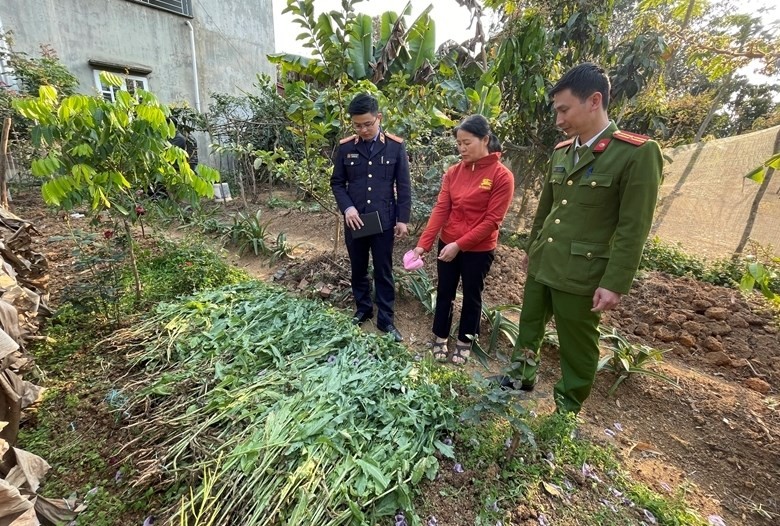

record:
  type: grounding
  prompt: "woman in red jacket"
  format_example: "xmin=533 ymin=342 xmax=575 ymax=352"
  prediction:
xmin=410 ymin=115 xmax=515 ymax=364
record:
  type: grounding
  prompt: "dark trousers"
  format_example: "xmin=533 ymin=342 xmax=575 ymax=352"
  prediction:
xmin=511 ymin=277 xmax=601 ymax=414
xmin=432 ymin=240 xmax=495 ymax=342
xmin=345 ymin=226 xmax=395 ymax=328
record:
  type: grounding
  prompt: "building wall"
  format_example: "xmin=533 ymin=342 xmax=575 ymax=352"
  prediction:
xmin=0 ymin=0 xmax=275 ymax=107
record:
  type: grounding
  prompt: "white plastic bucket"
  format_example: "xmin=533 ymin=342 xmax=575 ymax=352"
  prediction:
xmin=213 ymin=182 xmax=232 ymax=202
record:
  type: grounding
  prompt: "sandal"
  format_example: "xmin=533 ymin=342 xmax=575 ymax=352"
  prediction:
xmin=450 ymin=341 xmax=471 ymax=365
xmin=432 ymin=339 xmax=449 ymax=362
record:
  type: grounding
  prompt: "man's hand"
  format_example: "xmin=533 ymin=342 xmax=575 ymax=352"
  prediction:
xmin=438 ymin=242 xmax=461 ymax=262
xmin=592 ymin=287 xmax=622 ymax=312
xmin=344 ymin=207 xmax=363 ymax=231
xmin=394 ymin=222 xmax=408 ymax=239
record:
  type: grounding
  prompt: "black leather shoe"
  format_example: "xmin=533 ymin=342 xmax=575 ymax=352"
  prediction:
xmin=379 ymin=324 xmax=403 ymax=342
xmin=352 ymin=311 xmax=373 ymax=325
xmin=488 ymin=375 xmax=537 ymax=392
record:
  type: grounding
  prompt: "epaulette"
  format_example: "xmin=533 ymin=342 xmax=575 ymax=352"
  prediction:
xmin=340 ymin=134 xmax=357 ymax=145
xmin=384 ymin=132 xmax=404 ymax=144
xmin=613 ymin=130 xmax=650 ymax=146
xmin=554 ymin=138 xmax=575 ymax=150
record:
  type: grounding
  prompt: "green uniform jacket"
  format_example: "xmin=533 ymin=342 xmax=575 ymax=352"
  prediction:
xmin=525 ymin=122 xmax=663 ymax=296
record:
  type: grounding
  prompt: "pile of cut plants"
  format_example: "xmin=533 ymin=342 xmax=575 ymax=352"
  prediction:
xmin=111 ymin=281 xmax=457 ymax=525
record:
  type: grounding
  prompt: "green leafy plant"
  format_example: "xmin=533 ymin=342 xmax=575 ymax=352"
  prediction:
xmin=739 ymin=260 xmax=778 ymax=301
xmin=597 ymin=327 xmax=678 ymax=395
xmin=270 ymin=232 xmax=299 ymax=264
xmin=13 ymin=77 xmax=220 ymax=301
xmin=395 ymin=268 xmax=437 ymax=314
xmin=225 ymin=210 xmax=272 ymax=256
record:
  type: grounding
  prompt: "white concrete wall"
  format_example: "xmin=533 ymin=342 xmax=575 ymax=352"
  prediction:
xmin=0 ymin=0 xmax=276 ymax=106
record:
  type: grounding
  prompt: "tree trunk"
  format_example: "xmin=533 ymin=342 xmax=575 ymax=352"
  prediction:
xmin=694 ymin=80 xmax=730 ymax=143
xmin=123 ymin=219 xmax=142 ymax=303
xmin=0 ymin=117 xmax=11 ymax=209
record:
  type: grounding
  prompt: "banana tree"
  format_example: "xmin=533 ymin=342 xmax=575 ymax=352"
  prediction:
xmin=270 ymin=0 xmax=437 ymax=87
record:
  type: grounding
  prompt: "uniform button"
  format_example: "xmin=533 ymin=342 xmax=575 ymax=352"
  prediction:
xmin=561 ymin=199 xmax=568 ymax=205
xmin=368 ymin=174 xmax=373 ymax=178
xmin=567 ymin=180 xmax=573 ymax=186
xmin=586 ymin=252 xmax=593 ymax=259
xmin=368 ymin=187 xmax=372 ymax=191
xmin=368 ymin=161 xmax=372 ymax=165
xmin=367 ymin=199 xmax=371 ymax=204
xmin=590 ymin=181 xmax=597 ymax=187
xmin=547 ymin=237 xmax=553 ymax=242
xmin=554 ymin=219 xmax=560 ymax=224
xmin=350 ymin=162 xmax=354 ymax=165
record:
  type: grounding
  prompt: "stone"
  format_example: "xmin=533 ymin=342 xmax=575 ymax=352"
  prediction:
xmin=704 ymin=351 xmax=732 ymax=366
xmin=668 ymin=312 xmax=688 ymax=325
xmin=682 ymin=321 xmax=705 ymax=335
xmin=708 ymin=322 xmax=732 ymax=336
xmin=704 ymin=307 xmax=729 ymax=321
xmin=764 ymin=325 xmax=778 ymax=335
xmin=703 ymin=336 xmax=723 ymax=353
xmin=654 ymin=327 xmax=676 ymax=343
xmin=744 ymin=377 xmax=771 ymax=395
xmin=676 ymin=331 xmax=696 ymax=348
xmin=633 ymin=322 xmax=650 ymax=337
xmin=729 ymin=315 xmax=749 ymax=329
xmin=692 ymin=299 xmax=713 ymax=312
xmin=730 ymin=358 xmax=749 ymax=368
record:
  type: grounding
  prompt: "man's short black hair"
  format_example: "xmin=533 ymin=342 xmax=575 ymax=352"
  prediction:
xmin=550 ymin=63 xmax=611 ymax=110
xmin=348 ymin=93 xmax=379 ymax=116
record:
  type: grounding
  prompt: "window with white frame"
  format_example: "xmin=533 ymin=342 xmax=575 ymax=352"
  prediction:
xmin=93 ymin=70 xmax=149 ymax=102
xmin=126 ymin=0 xmax=193 ymax=17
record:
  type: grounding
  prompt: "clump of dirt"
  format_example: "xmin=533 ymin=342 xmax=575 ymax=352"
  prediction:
xmin=603 ymin=272 xmax=779 ymax=391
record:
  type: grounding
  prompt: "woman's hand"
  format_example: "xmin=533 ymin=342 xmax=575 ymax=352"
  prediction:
xmin=411 ymin=247 xmax=425 ymax=259
xmin=437 ymin=242 xmax=460 ymax=262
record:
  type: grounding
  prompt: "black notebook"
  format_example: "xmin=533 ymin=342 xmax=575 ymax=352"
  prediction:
xmin=350 ymin=211 xmax=383 ymax=238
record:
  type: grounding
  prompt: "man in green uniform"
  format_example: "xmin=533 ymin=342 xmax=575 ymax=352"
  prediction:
xmin=506 ymin=63 xmax=663 ymax=414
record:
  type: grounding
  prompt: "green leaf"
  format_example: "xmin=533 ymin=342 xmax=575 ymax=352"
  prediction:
xmin=347 ymin=14 xmax=374 ymax=80
xmin=355 ymin=458 xmax=390 ymax=491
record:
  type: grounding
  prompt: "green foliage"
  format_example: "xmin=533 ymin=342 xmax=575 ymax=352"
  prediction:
xmin=5 ymin=42 xmax=79 ymax=96
xmin=739 ymin=261 xmax=778 ymax=301
xmin=395 ymin=268 xmax=437 ymax=314
xmin=131 ymin=240 xmax=248 ymax=306
xmin=745 ymin=152 xmax=780 ymax=184
xmin=14 ymin=78 xmax=219 ymax=215
xmin=224 ymin=209 xmax=273 ymax=256
xmin=597 ymin=327 xmax=677 ymax=395
xmin=121 ymin=282 xmax=457 ymax=525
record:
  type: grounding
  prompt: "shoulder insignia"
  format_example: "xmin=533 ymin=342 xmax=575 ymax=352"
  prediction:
xmin=554 ymin=138 xmax=575 ymax=150
xmin=384 ymin=132 xmax=404 ymax=144
xmin=613 ymin=130 xmax=650 ymax=146
xmin=592 ymin=138 xmax=611 ymax=152
xmin=340 ymin=134 xmax=357 ymax=145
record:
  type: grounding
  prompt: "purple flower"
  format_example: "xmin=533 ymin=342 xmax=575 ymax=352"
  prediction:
xmin=453 ymin=463 xmax=464 ymax=473
xmin=707 ymin=516 xmax=727 ymax=526
xmin=427 ymin=517 xmax=438 ymax=526
xmin=605 ymin=428 xmax=616 ymax=437
xmin=613 ymin=422 xmax=624 ymax=432
xmin=326 ymin=355 xmax=337 ymax=365
xmin=85 ymin=487 xmax=99 ymax=499
xmin=504 ymin=438 xmax=512 ymax=449
xmin=143 ymin=517 xmax=155 ymax=526
xmin=538 ymin=515 xmax=549 ymax=526
xmin=443 ymin=437 xmax=453 ymax=446
xmin=659 ymin=481 xmax=672 ymax=493
xmin=487 ymin=500 xmax=499 ymax=512
xmin=600 ymin=499 xmax=618 ymax=513
xmin=642 ymin=509 xmax=658 ymax=524
xmin=581 ymin=463 xmax=602 ymax=483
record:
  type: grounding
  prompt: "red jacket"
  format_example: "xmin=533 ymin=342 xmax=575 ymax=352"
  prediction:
xmin=417 ymin=152 xmax=514 ymax=253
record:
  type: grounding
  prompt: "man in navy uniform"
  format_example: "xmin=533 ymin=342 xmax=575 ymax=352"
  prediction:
xmin=331 ymin=93 xmax=411 ymax=342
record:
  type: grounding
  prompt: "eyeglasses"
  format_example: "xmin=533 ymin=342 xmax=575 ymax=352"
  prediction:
xmin=352 ymin=117 xmax=378 ymax=130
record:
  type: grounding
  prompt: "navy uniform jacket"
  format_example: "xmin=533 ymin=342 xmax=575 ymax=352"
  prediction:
xmin=330 ymin=130 xmax=412 ymax=229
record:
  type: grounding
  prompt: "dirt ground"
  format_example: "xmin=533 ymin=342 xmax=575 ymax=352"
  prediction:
xmin=11 ymin=187 xmax=780 ymax=525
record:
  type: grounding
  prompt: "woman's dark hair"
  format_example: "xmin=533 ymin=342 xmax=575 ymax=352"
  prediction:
xmin=454 ymin=114 xmax=502 ymax=152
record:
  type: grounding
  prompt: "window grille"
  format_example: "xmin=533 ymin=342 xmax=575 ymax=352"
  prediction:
xmin=126 ymin=0 xmax=193 ymax=17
